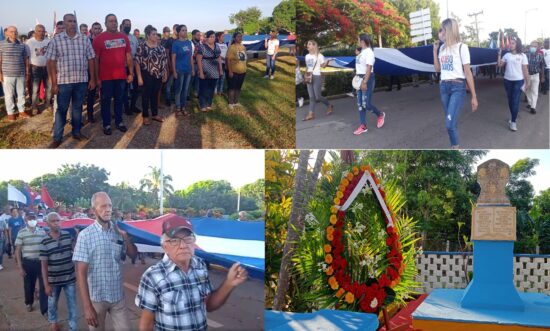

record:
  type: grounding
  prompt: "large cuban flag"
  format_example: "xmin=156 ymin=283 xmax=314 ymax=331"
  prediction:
xmin=223 ymin=34 xmax=294 ymax=52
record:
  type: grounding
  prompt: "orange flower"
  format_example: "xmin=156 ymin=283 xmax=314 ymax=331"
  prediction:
xmin=334 ymin=197 xmax=341 ymax=205
xmin=341 ymin=179 xmax=349 ymax=186
xmin=325 ymin=266 xmax=334 ymax=276
xmin=399 ymin=263 xmax=406 ymax=274
xmin=374 ymin=177 xmax=381 ymax=185
xmin=361 ymin=165 xmax=368 ymax=171
xmin=325 ymin=253 xmax=333 ymax=264
xmin=346 ymin=173 xmax=354 ymax=180
xmin=327 ymin=232 xmax=334 ymax=241
xmin=336 ymin=191 xmax=343 ymax=199
xmin=329 ymin=215 xmax=337 ymax=224
xmin=339 ymin=184 xmax=346 ymax=192
xmin=345 ymin=292 xmax=355 ymax=303
xmin=352 ymin=167 xmax=359 ymax=175
xmin=390 ymin=277 xmax=401 ymax=288
xmin=328 ymin=276 xmax=339 ymax=290
xmin=336 ymin=288 xmax=345 ymax=298
xmin=331 ymin=206 xmax=338 ymax=214
xmin=326 ymin=226 xmax=334 ymax=234
xmin=366 ymin=165 xmax=373 ymax=172
xmin=324 ymin=244 xmax=332 ymax=253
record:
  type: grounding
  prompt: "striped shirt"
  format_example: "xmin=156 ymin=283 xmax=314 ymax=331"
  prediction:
xmin=135 ymin=255 xmax=213 ymax=331
xmin=73 ymin=221 xmax=126 ymax=303
xmin=0 ymin=39 xmax=28 ymax=77
xmin=14 ymin=226 xmax=47 ymax=259
xmin=40 ymin=230 xmax=76 ymax=286
xmin=45 ymin=31 xmax=95 ymax=85
xmin=527 ymin=52 xmax=544 ymax=75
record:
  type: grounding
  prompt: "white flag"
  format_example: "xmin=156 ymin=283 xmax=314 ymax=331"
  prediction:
xmin=7 ymin=184 xmax=27 ymax=204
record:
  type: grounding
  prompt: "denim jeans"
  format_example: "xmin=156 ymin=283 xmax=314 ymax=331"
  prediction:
xmin=2 ymin=76 xmax=26 ymax=115
xmin=54 ymin=82 xmax=87 ymax=142
xmin=266 ymin=54 xmax=276 ymax=76
xmin=100 ymin=79 xmax=125 ymax=128
xmin=174 ymin=71 xmax=192 ymax=108
xmin=165 ymin=73 xmax=174 ymax=102
xmin=31 ymin=66 xmax=51 ymax=107
xmin=48 ymin=282 xmax=77 ymax=331
xmin=544 ymin=68 xmax=549 ymax=92
xmin=356 ymin=74 xmax=382 ymax=125
xmin=0 ymin=238 xmax=4 ymax=265
xmin=199 ymin=78 xmax=217 ymax=108
xmin=190 ymin=63 xmax=200 ymax=96
xmin=86 ymin=87 xmax=97 ymax=120
xmin=216 ymin=65 xmax=226 ymax=93
xmin=439 ymin=80 xmax=466 ymax=146
xmin=503 ymin=79 xmax=524 ymax=123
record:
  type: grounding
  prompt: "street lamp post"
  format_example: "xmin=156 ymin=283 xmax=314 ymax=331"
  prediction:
xmin=524 ymin=8 xmax=538 ymax=43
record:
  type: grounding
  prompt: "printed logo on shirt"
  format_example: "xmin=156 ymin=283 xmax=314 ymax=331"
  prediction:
xmin=181 ymin=45 xmax=191 ymax=53
xmin=306 ymin=57 xmax=315 ymax=70
xmin=238 ymin=51 xmax=247 ymax=62
xmin=34 ymin=46 xmax=47 ymax=57
xmin=441 ymin=55 xmax=454 ymax=71
xmin=104 ymin=38 xmax=127 ymax=49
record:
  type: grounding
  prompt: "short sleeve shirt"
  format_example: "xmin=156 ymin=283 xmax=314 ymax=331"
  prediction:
xmin=45 ymin=32 xmax=95 ymax=84
xmin=135 ymin=255 xmax=213 ymax=331
xmin=8 ymin=216 xmax=25 ymax=241
xmin=172 ymin=39 xmax=194 ymax=73
xmin=305 ymin=53 xmax=325 ymax=76
xmin=40 ymin=230 xmax=75 ymax=286
xmin=93 ymin=32 xmax=131 ymax=81
xmin=15 ymin=227 xmax=47 ymax=259
xmin=227 ymin=44 xmax=247 ymax=74
xmin=439 ymin=43 xmax=470 ymax=80
xmin=198 ymin=43 xmax=221 ymax=79
xmin=0 ymin=39 xmax=28 ymax=77
xmin=267 ymin=39 xmax=279 ymax=55
xmin=26 ymin=38 xmax=50 ymax=66
xmin=502 ymin=52 xmax=528 ymax=81
xmin=217 ymin=42 xmax=228 ymax=60
xmin=72 ymin=221 xmax=126 ymax=303
xmin=356 ymin=48 xmax=375 ymax=75
xmin=136 ymin=43 xmax=168 ymax=79
xmin=543 ymin=49 xmax=550 ymax=69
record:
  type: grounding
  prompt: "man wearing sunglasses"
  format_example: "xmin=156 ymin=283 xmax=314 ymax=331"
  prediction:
xmin=136 ymin=218 xmax=248 ymax=331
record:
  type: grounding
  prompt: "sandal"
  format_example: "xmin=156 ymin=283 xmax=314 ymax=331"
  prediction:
xmin=143 ymin=117 xmax=151 ymax=125
xmin=326 ymin=104 xmax=334 ymax=115
xmin=302 ymin=113 xmax=315 ymax=121
xmin=152 ymin=116 xmax=164 ymax=123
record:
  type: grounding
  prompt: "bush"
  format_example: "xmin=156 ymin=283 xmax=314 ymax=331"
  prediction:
xmin=324 ymin=71 xmax=355 ymax=96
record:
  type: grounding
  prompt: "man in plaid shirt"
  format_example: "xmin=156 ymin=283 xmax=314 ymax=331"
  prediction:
xmin=135 ymin=218 xmax=248 ymax=331
xmin=525 ymin=40 xmax=545 ymax=114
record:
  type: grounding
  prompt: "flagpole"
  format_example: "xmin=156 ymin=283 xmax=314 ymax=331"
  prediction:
xmin=160 ymin=151 xmax=164 ymax=215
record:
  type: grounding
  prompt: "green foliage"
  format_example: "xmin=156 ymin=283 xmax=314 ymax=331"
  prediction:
xmin=173 ymin=180 xmax=239 ymax=214
xmin=241 ymin=179 xmax=265 ymax=211
xmin=273 ymin=0 xmax=296 ymax=32
xmin=507 ymin=158 xmax=539 ymax=211
xmin=324 ymin=72 xmax=355 ymax=96
xmin=139 ymin=166 xmax=174 ymax=208
xmin=388 ymin=0 xmax=441 ymax=47
xmin=230 ymin=7 xmax=263 ymax=34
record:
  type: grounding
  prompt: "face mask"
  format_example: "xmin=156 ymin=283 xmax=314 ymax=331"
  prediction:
xmin=28 ymin=220 xmax=37 ymax=228
xmin=530 ymin=47 xmax=537 ymax=53
xmin=124 ymin=27 xmax=131 ymax=34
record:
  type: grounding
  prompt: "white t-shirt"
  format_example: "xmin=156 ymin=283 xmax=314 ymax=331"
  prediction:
xmin=305 ymin=53 xmax=325 ymax=76
xmin=502 ymin=52 xmax=528 ymax=81
xmin=26 ymin=37 xmax=50 ymax=66
xmin=217 ymin=42 xmax=228 ymax=60
xmin=438 ymin=43 xmax=470 ymax=80
xmin=355 ymin=48 xmax=375 ymax=75
xmin=543 ymin=48 xmax=550 ymax=69
xmin=267 ymin=39 xmax=279 ymax=55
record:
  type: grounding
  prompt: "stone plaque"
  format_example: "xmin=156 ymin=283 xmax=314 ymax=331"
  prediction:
xmin=477 ymin=159 xmax=510 ymax=205
xmin=471 ymin=206 xmax=516 ymax=241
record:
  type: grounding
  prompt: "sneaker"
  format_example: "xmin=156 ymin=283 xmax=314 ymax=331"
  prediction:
xmin=116 ymin=124 xmax=128 ymax=132
xmin=530 ymin=108 xmax=537 ymax=114
xmin=508 ymin=120 xmax=517 ymax=131
xmin=263 ymin=75 xmax=269 ymax=79
xmin=48 ymin=140 xmax=62 ymax=149
xmin=26 ymin=304 xmax=32 ymax=312
xmin=376 ymin=112 xmax=386 ymax=128
xmin=298 ymin=97 xmax=304 ymax=107
xmin=270 ymin=75 xmax=274 ymax=80
xmin=72 ymin=133 xmax=88 ymax=141
xmin=0 ymin=265 xmax=3 ymax=271
xmin=103 ymin=126 xmax=113 ymax=135
xmin=353 ymin=124 xmax=368 ymax=135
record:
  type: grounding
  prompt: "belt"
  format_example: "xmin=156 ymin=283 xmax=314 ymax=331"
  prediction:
xmin=23 ymin=257 xmax=40 ymax=261
xmin=356 ymin=74 xmax=366 ymax=77
xmin=442 ymin=78 xmax=465 ymax=83
xmin=31 ymin=65 xmax=47 ymax=68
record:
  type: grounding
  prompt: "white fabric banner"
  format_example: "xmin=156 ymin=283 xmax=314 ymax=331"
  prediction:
xmin=8 ymin=184 xmax=27 ymax=204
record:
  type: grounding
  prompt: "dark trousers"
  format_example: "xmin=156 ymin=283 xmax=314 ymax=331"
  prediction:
xmin=100 ymin=79 xmax=125 ymax=128
xmin=141 ymin=71 xmax=162 ymax=118
xmin=504 ymin=79 xmax=524 ymax=122
xmin=387 ymin=75 xmax=401 ymax=90
xmin=199 ymin=78 xmax=217 ymax=109
xmin=87 ymin=87 xmax=97 ymax=120
xmin=124 ymin=69 xmax=141 ymax=113
xmin=22 ymin=258 xmax=47 ymax=314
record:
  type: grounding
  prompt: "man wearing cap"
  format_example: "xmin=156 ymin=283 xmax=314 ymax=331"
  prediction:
xmin=73 ymin=192 xmax=137 ymax=331
xmin=136 ymin=218 xmax=248 ymax=331
xmin=14 ymin=212 xmax=48 ymax=315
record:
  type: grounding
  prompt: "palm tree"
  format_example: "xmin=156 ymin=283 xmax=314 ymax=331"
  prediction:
xmin=139 ymin=166 xmax=174 ymax=208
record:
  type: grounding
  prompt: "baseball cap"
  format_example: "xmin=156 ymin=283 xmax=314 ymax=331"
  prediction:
xmin=26 ymin=212 xmax=37 ymax=219
xmin=162 ymin=218 xmax=193 ymax=237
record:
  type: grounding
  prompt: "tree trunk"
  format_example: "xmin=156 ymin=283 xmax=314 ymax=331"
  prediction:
xmin=272 ymin=150 xmax=311 ymax=310
xmin=340 ymin=150 xmax=355 ymax=165
xmin=300 ymin=150 xmax=326 ymax=232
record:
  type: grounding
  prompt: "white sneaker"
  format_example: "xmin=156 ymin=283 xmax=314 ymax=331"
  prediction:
xmin=263 ymin=75 xmax=269 ymax=79
xmin=298 ymin=97 xmax=304 ymax=107
xmin=0 ymin=265 xmax=3 ymax=271
xmin=508 ymin=120 xmax=517 ymax=131
xmin=270 ymin=75 xmax=274 ymax=80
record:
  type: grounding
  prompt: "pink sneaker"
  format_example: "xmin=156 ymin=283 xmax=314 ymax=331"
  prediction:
xmin=376 ymin=112 xmax=385 ymax=128
xmin=353 ymin=124 xmax=368 ymax=135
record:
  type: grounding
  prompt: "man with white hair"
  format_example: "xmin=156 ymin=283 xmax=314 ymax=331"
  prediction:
xmin=73 ymin=192 xmax=137 ymax=331
xmin=136 ymin=217 xmax=248 ymax=331
xmin=26 ymin=24 xmax=51 ymax=114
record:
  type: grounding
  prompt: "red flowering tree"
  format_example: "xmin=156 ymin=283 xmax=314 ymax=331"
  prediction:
xmin=297 ymin=0 xmax=410 ymax=50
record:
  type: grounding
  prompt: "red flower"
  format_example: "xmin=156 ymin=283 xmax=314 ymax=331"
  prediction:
xmin=379 ymin=274 xmax=391 ymax=288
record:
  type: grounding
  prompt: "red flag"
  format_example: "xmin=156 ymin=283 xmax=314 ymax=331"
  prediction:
xmin=25 ymin=185 xmax=38 ymax=207
xmin=41 ymin=185 xmax=55 ymax=208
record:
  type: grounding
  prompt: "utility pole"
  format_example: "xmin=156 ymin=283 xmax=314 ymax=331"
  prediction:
xmin=468 ymin=11 xmax=483 ymax=47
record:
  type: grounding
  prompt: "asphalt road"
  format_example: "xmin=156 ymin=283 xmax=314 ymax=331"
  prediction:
xmin=0 ymin=255 xmax=263 ymax=330
xmin=296 ymin=76 xmax=550 ymax=149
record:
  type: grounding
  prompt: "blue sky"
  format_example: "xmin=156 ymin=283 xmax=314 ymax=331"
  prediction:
xmin=0 ymin=0 xmax=280 ymax=34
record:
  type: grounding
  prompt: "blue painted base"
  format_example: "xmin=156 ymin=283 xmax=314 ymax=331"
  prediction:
xmin=265 ymin=309 xmax=379 ymax=331
xmin=461 ymin=241 xmax=525 ymax=311
xmin=412 ymin=289 xmax=550 ymax=328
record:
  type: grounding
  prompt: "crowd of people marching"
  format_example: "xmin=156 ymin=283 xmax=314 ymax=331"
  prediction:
xmin=0 ymin=13 xmax=285 ymax=148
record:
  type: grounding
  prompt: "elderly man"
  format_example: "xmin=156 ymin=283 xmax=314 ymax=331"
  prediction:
xmin=73 ymin=192 xmax=137 ymax=331
xmin=46 ymin=13 xmax=96 ymax=148
xmin=136 ymin=218 xmax=248 ymax=331
xmin=0 ymin=25 xmax=30 ymax=121
xmin=120 ymin=18 xmax=141 ymax=116
xmin=26 ymin=24 xmax=51 ymax=114
xmin=40 ymin=212 xmax=77 ymax=331
xmin=14 ymin=212 xmax=48 ymax=316
xmin=525 ymin=40 xmax=545 ymax=114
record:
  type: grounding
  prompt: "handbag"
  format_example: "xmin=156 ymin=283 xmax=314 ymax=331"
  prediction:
xmin=304 ymin=55 xmax=319 ymax=84
xmin=352 ymin=75 xmax=363 ymax=90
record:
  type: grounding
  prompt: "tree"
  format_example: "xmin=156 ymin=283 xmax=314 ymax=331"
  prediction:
xmin=1 ymin=180 xmax=30 ymax=207
xmin=108 ymin=182 xmax=149 ymax=212
xmin=139 ymin=166 xmax=174 ymax=208
xmin=506 ymin=158 xmax=539 ymax=211
xmin=240 ymin=179 xmax=265 ymax=211
xmin=230 ymin=7 xmax=262 ymax=35
xmin=176 ymin=180 xmax=238 ymax=214
xmin=389 ymin=0 xmax=441 ymax=47
xmin=273 ymin=0 xmax=296 ymax=32
xmin=531 ymin=188 xmax=550 ymax=254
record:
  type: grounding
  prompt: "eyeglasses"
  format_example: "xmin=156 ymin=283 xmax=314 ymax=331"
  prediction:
xmin=165 ymin=235 xmax=196 ymax=247
xmin=439 ymin=28 xmax=444 ymax=33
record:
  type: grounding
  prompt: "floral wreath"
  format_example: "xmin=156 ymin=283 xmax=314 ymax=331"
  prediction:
xmin=324 ymin=165 xmax=405 ymax=313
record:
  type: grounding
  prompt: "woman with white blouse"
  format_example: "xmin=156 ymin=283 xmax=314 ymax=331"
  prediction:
xmin=302 ymin=40 xmax=334 ymax=121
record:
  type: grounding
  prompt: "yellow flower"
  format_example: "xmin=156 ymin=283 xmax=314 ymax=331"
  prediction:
xmin=327 ymin=232 xmax=334 ymax=241
xmin=341 ymin=179 xmax=349 ymax=186
xmin=331 ymin=206 xmax=338 ymax=214
xmin=325 ymin=266 xmax=334 ymax=276
xmin=326 ymin=226 xmax=334 ymax=234
xmin=325 ymin=253 xmax=333 ymax=264
xmin=334 ymin=197 xmax=341 ymax=205
xmin=324 ymin=244 xmax=332 ymax=253
xmin=345 ymin=292 xmax=355 ymax=304
xmin=328 ymin=276 xmax=339 ymax=290
xmin=329 ymin=215 xmax=337 ymax=225
xmin=336 ymin=191 xmax=343 ymax=199
xmin=336 ymin=288 xmax=345 ymax=298
xmin=338 ymin=184 xmax=345 ymax=192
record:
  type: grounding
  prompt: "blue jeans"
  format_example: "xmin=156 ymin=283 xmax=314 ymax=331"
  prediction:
xmin=199 ymin=78 xmax=217 ymax=108
xmin=165 ymin=74 xmax=174 ymax=102
xmin=503 ymin=79 xmax=524 ymax=123
xmin=440 ymin=80 xmax=466 ymax=146
xmin=0 ymin=238 xmax=4 ymax=265
xmin=174 ymin=71 xmax=192 ymax=108
xmin=54 ymin=82 xmax=87 ymax=142
xmin=2 ymin=76 xmax=26 ymax=115
xmin=356 ymin=74 xmax=382 ymax=125
xmin=216 ymin=66 xmax=226 ymax=93
xmin=191 ymin=63 xmax=200 ymax=96
xmin=266 ymin=54 xmax=276 ymax=76
xmin=100 ymin=79 xmax=125 ymax=128
xmin=48 ymin=282 xmax=77 ymax=331
xmin=31 ymin=66 xmax=51 ymax=107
